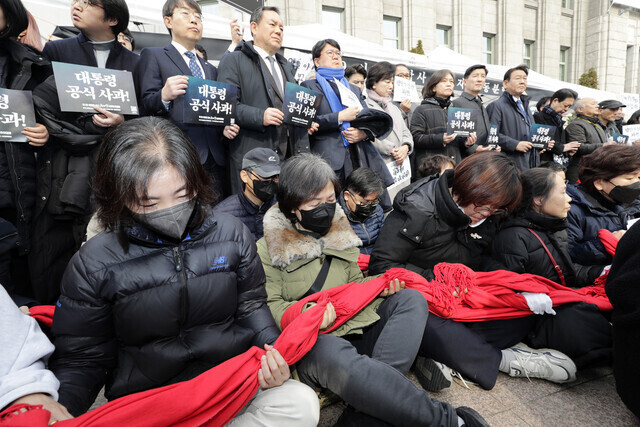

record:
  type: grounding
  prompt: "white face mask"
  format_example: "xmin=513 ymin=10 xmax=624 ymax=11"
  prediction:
xmin=133 ymin=198 xmax=196 ymax=240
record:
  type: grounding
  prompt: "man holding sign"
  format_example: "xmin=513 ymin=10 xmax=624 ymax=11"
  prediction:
xmin=136 ymin=0 xmax=233 ymax=195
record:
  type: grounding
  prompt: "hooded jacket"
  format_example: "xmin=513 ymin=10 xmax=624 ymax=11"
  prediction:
xmin=257 ymin=204 xmax=382 ymax=336
xmin=50 ymin=209 xmax=279 ymax=416
xmin=368 ymin=170 xmax=501 ymax=279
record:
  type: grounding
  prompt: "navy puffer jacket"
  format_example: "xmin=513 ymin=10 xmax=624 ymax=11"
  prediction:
xmin=50 ymin=209 xmax=280 ymax=416
xmin=213 ymin=192 xmax=274 ymax=240
xmin=338 ymin=192 xmax=385 ymax=255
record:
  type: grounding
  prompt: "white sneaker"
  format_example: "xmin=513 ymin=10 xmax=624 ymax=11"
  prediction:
xmin=506 ymin=343 xmax=577 ymax=384
xmin=413 ymin=357 xmax=453 ymax=392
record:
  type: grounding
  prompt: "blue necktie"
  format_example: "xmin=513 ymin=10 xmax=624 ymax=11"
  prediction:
xmin=516 ymin=98 xmax=530 ymax=126
xmin=184 ymin=51 xmax=203 ymax=79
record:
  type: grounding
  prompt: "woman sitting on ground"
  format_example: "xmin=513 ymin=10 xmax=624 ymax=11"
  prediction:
xmin=257 ymin=152 xmax=486 ymax=426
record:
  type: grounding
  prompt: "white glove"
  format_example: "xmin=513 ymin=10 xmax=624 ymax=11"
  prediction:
xmin=521 ymin=292 xmax=556 ymax=315
xmin=600 ymin=265 xmax=611 ymax=277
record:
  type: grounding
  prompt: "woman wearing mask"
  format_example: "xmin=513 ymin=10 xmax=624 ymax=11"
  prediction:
xmin=410 ymin=69 xmax=476 ymax=177
xmin=567 ymin=145 xmax=640 ymax=267
xmin=258 ymin=152 xmax=487 ymax=426
xmin=492 ymin=167 xmax=612 ymax=368
xmin=49 ymin=117 xmax=320 ymax=425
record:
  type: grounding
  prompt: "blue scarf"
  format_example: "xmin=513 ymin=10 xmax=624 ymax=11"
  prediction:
xmin=316 ymin=66 xmax=353 ymax=147
xmin=542 ymin=104 xmax=563 ymax=127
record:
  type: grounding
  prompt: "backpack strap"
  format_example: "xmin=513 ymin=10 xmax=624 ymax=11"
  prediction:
xmin=302 ymin=255 xmax=333 ymax=298
xmin=527 ymin=228 xmax=567 ymax=287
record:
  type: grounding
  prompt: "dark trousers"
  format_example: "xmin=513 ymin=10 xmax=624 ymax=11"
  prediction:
xmin=297 ymin=289 xmax=459 ymax=426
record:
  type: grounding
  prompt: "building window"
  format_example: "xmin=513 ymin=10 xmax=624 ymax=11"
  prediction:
xmin=383 ymin=16 xmax=401 ymax=50
xmin=561 ymin=0 xmax=572 ymax=8
xmin=199 ymin=0 xmax=219 ymax=15
xmin=436 ymin=25 xmax=451 ymax=48
xmin=482 ymin=33 xmax=494 ymax=64
xmin=559 ymin=46 xmax=570 ymax=81
xmin=523 ymin=40 xmax=534 ymax=68
xmin=322 ymin=6 xmax=344 ymax=32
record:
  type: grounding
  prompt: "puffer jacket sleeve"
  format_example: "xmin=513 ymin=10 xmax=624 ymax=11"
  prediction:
xmin=256 ymin=238 xmax=296 ymax=330
xmin=233 ymin=224 xmax=281 ymax=347
xmin=491 ymin=228 xmax=529 ymax=274
xmin=49 ymin=251 xmax=117 ymax=417
xmin=567 ymin=204 xmax=609 ymax=265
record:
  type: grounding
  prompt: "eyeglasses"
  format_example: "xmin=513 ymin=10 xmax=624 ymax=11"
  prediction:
xmin=350 ymin=192 xmax=379 ymax=206
xmin=117 ymin=34 xmax=132 ymax=44
xmin=473 ymin=204 xmax=507 ymax=217
xmin=71 ymin=0 xmax=103 ymax=8
xmin=174 ymin=8 xmax=203 ymax=22
xmin=323 ymin=49 xmax=342 ymax=58
xmin=396 ymin=73 xmax=411 ymax=79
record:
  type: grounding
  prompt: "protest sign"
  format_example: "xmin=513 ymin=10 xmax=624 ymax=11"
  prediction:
xmin=184 ymin=77 xmax=237 ymax=126
xmin=622 ymin=124 xmax=640 ymax=145
xmin=393 ymin=77 xmax=421 ymax=103
xmin=52 ymin=62 xmax=138 ymax=115
xmin=333 ymin=78 xmax=363 ymax=112
xmin=485 ymin=124 xmax=500 ymax=150
xmin=447 ymin=107 xmax=477 ymax=137
xmin=283 ymin=82 xmax=323 ymax=127
xmin=386 ymin=157 xmax=411 ymax=204
xmin=529 ymin=124 xmax=555 ymax=150
xmin=613 ymin=133 xmax=630 ymax=145
xmin=0 ymin=88 xmax=36 ymax=142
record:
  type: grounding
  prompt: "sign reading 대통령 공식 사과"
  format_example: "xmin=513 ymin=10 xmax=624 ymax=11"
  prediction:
xmin=283 ymin=82 xmax=323 ymax=127
xmin=529 ymin=123 xmax=555 ymax=150
xmin=0 ymin=88 xmax=36 ymax=142
xmin=183 ymin=76 xmax=238 ymax=126
xmin=447 ymin=107 xmax=477 ymax=137
xmin=52 ymin=62 xmax=139 ymax=115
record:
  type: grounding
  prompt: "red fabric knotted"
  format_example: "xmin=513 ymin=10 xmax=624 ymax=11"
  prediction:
xmin=357 ymin=254 xmax=370 ymax=271
xmin=29 ymin=305 xmax=55 ymax=328
xmin=598 ymin=229 xmax=619 ymax=257
xmin=12 ymin=296 xmax=329 ymax=427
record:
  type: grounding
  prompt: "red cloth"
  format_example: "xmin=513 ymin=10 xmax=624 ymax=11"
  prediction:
xmin=29 ymin=306 xmax=55 ymax=328
xmin=8 ymin=297 xmax=330 ymax=427
xmin=598 ymin=229 xmax=619 ymax=257
xmin=0 ymin=404 xmax=51 ymax=426
xmin=282 ymin=264 xmax=613 ymax=329
xmin=357 ymin=254 xmax=370 ymax=271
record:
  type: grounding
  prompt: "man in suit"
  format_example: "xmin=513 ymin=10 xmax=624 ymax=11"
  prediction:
xmin=217 ymin=6 xmax=314 ymax=194
xmin=135 ymin=0 xmax=234 ymax=196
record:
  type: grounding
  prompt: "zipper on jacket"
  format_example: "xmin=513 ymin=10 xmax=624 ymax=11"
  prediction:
xmin=360 ymin=223 xmax=371 ymax=246
xmin=172 ymin=246 xmax=194 ymax=360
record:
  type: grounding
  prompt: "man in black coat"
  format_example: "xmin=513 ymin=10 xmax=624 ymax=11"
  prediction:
xmin=217 ymin=6 xmax=312 ymax=194
xmin=451 ymin=64 xmax=492 ymax=150
xmin=533 ymin=88 xmax=581 ymax=166
xmin=486 ymin=65 xmax=541 ymax=170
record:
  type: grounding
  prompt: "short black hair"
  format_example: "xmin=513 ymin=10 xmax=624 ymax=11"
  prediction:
xmin=463 ymin=64 xmax=488 ymax=79
xmin=195 ymin=44 xmax=207 ymax=61
xmin=417 ymin=154 xmax=456 ymax=179
xmin=98 ymin=0 xmax=130 ymax=36
xmin=422 ymin=69 xmax=455 ymax=99
xmin=536 ymin=97 xmax=551 ymax=111
xmin=345 ymin=64 xmax=367 ymax=79
xmin=0 ymin=0 xmax=29 ymax=39
xmin=311 ymin=39 xmax=341 ymax=69
xmin=250 ymin=6 xmax=280 ymax=25
xmin=345 ymin=168 xmax=385 ymax=198
xmin=162 ymin=0 xmax=201 ymax=36
xmin=503 ymin=64 xmax=529 ymax=81
xmin=366 ymin=61 xmax=395 ymax=90
xmin=551 ymin=88 xmax=578 ymax=103
xmin=277 ymin=153 xmax=341 ymax=219
xmin=519 ymin=167 xmax=559 ymax=214
xmin=539 ymin=161 xmax=567 ymax=173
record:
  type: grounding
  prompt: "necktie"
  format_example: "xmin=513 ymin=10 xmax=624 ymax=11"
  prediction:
xmin=184 ymin=51 xmax=203 ymax=79
xmin=516 ymin=98 xmax=530 ymax=126
xmin=267 ymin=56 xmax=284 ymax=96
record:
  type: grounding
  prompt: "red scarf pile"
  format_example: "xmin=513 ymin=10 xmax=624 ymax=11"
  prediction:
xmin=7 ymin=296 xmax=330 ymax=427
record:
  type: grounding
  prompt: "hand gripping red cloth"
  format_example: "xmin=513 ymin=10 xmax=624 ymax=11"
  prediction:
xmin=281 ymin=264 xmax=613 ymax=329
xmin=598 ymin=229 xmax=619 ymax=257
xmin=29 ymin=305 xmax=55 ymax=327
xmin=5 ymin=296 xmax=330 ymax=427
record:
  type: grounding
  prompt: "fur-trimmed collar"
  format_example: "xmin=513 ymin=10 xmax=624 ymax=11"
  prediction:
xmin=263 ymin=203 xmax=362 ymax=268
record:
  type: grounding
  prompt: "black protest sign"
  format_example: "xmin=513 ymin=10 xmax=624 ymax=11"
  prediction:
xmin=52 ymin=61 xmax=139 ymax=115
xmin=613 ymin=133 xmax=630 ymax=145
xmin=529 ymin=124 xmax=555 ymax=150
xmin=283 ymin=82 xmax=323 ymax=127
xmin=486 ymin=124 xmax=500 ymax=150
xmin=447 ymin=107 xmax=477 ymax=137
xmin=183 ymin=76 xmax=238 ymax=126
xmin=0 ymin=88 xmax=36 ymax=142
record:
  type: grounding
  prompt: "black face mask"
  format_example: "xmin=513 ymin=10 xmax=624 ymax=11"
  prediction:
xmin=608 ymin=181 xmax=640 ymax=205
xmin=252 ymin=179 xmax=277 ymax=204
xmin=352 ymin=202 xmax=378 ymax=222
xmin=298 ymin=202 xmax=336 ymax=236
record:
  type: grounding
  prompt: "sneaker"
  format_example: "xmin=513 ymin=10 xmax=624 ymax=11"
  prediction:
xmin=456 ymin=406 xmax=489 ymax=427
xmin=413 ymin=356 xmax=452 ymax=392
xmin=506 ymin=343 xmax=577 ymax=383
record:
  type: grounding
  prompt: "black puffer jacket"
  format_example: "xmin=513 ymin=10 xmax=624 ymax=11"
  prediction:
xmin=492 ymin=211 xmax=603 ymax=287
xmin=368 ymin=169 xmax=502 ymax=279
xmin=50 ymin=210 xmax=280 ymax=416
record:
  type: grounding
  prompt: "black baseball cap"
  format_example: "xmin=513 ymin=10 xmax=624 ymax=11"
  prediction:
xmin=242 ymin=148 xmax=280 ymax=178
xmin=598 ymin=99 xmax=626 ymax=110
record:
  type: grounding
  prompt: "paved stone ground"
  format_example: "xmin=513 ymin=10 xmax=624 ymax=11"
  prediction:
xmin=91 ymin=364 xmax=636 ymax=426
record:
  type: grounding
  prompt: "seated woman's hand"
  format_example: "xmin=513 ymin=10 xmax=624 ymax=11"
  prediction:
xmin=258 ymin=345 xmax=290 ymax=389
xmin=11 ymin=393 xmax=73 ymax=424
xmin=319 ymin=302 xmax=336 ymax=331
xmin=379 ymin=278 xmax=405 ymax=297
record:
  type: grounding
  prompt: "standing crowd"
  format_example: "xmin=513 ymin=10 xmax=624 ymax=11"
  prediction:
xmin=1 ymin=0 xmax=640 ymax=425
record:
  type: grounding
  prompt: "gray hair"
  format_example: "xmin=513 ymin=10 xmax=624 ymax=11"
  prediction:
xmin=573 ymin=97 xmax=594 ymax=113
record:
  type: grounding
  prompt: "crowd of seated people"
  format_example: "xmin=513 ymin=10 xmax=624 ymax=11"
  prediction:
xmin=2 ymin=0 xmax=640 ymax=423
